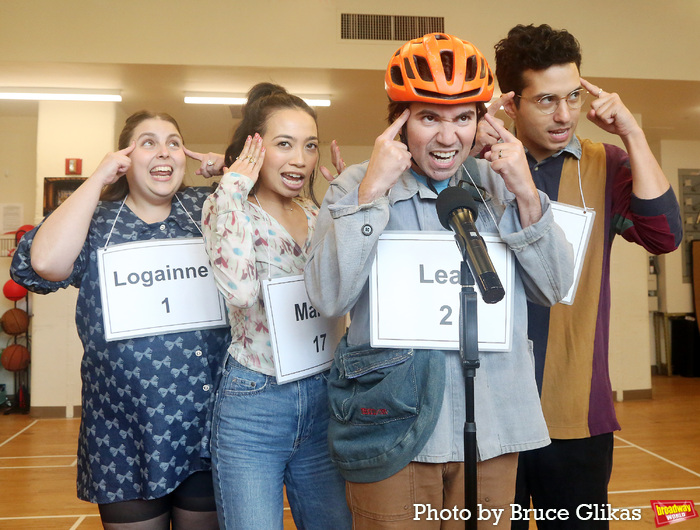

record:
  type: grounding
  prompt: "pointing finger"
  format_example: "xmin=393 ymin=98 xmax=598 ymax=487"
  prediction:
xmin=330 ymin=140 xmax=346 ymax=174
xmin=580 ymin=78 xmax=602 ymax=98
xmin=119 ymin=141 xmax=136 ymax=156
xmin=483 ymin=113 xmax=516 ymax=142
xmin=183 ymin=146 xmax=204 ymax=161
xmin=319 ymin=165 xmax=336 ymax=183
xmin=381 ymin=108 xmax=410 ymax=141
xmin=487 ymin=92 xmax=515 ymax=117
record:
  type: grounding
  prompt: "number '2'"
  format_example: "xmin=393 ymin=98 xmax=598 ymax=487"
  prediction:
xmin=440 ymin=305 xmax=452 ymax=325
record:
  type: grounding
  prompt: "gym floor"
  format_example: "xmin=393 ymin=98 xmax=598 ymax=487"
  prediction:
xmin=0 ymin=375 xmax=698 ymax=529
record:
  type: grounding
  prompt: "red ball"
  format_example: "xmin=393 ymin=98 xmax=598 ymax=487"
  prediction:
xmin=3 ymin=279 xmax=27 ymax=302
xmin=1 ymin=308 xmax=29 ymax=335
xmin=15 ymin=224 xmax=34 ymax=246
xmin=1 ymin=344 xmax=30 ymax=371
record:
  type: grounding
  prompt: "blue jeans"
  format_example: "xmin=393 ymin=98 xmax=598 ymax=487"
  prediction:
xmin=211 ymin=356 xmax=352 ymax=530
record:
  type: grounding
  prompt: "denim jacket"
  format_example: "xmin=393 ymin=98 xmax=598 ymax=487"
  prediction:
xmin=305 ymin=159 xmax=574 ymax=483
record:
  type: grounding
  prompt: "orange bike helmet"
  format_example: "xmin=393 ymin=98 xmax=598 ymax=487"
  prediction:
xmin=385 ymin=33 xmax=494 ymax=104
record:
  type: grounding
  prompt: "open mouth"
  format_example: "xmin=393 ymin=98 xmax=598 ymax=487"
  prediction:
xmin=281 ymin=172 xmax=306 ymax=189
xmin=150 ymin=165 xmax=173 ymax=180
xmin=430 ymin=150 xmax=458 ymax=165
xmin=548 ymin=128 xmax=570 ymax=142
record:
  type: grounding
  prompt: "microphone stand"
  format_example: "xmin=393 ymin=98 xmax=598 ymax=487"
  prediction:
xmin=459 ymin=260 xmax=479 ymax=530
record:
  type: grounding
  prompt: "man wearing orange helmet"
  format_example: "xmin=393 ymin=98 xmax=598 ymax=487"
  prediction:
xmin=475 ymin=24 xmax=682 ymax=529
xmin=305 ymin=33 xmax=573 ymax=528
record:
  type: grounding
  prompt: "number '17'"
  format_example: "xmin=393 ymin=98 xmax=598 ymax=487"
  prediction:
xmin=313 ymin=333 xmax=327 ymax=353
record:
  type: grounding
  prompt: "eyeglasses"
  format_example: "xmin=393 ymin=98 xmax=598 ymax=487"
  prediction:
xmin=514 ymin=88 xmax=588 ymax=115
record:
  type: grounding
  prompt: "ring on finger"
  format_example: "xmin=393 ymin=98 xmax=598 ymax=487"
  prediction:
xmin=247 ymin=156 xmax=256 ymax=163
xmin=207 ymin=160 xmax=214 ymax=166
xmin=598 ymin=88 xmax=603 ymax=96
xmin=498 ymin=150 xmax=503 ymax=159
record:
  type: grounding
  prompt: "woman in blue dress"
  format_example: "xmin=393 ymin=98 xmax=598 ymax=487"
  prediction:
xmin=11 ymin=111 xmax=230 ymax=529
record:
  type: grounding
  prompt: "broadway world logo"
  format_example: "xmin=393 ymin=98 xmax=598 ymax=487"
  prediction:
xmin=651 ymin=500 xmax=698 ymax=527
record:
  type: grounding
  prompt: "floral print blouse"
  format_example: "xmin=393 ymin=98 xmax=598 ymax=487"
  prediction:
xmin=202 ymin=172 xmax=318 ymax=376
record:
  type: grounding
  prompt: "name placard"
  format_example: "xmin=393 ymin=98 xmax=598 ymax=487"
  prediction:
xmin=97 ymin=238 xmax=228 ymax=341
xmin=369 ymin=231 xmax=514 ymax=351
xmin=262 ymin=275 xmax=345 ymax=384
xmin=550 ymin=201 xmax=596 ymax=305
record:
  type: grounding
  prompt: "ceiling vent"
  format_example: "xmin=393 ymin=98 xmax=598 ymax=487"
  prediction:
xmin=340 ymin=13 xmax=444 ymax=41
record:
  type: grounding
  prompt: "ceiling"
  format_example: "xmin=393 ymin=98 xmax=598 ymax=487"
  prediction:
xmin=1 ymin=61 xmax=699 ymax=153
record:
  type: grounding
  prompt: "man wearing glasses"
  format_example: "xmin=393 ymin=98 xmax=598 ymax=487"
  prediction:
xmin=475 ymin=24 xmax=681 ymax=528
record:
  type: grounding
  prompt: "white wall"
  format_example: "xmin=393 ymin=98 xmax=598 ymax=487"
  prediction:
xmin=659 ymin=140 xmax=698 ymax=315
xmin=0 ymin=115 xmax=38 ymax=228
xmin=0 ymin=115 xmax=37 ymax=395
xmin=2 ymin=1 xmax=700 ymax=82
xmin=29 ymin=101 xmax=118 ymax=415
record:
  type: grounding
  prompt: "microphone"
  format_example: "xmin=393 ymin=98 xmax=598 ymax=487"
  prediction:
xmin=435 ymin=185 xmax=505 ymax=304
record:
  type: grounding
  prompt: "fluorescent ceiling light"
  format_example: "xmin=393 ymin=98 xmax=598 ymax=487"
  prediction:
xmin=301 ymin=98 xmax=331 ymax=107
xmin=0 ymin=89 xmax=122 ymax=102
xmin=184 ymin=96 xmax=248 ymax=105
xmin=185 ymin=93 xmax=331 ymax=107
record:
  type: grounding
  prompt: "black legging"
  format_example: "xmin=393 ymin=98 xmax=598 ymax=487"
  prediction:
xmin=98 ymin=470 xmax=217 ymax=526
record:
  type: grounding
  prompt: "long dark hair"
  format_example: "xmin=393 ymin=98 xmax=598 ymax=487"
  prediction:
xmin=100 ymin=111 xmax=184 ymax=201
xmin=225 ymin=83 xmax=321 ymax=205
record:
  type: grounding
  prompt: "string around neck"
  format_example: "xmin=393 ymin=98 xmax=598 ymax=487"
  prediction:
xmin=254 ymin=192 xmax=295 ymax=212
xmin=459 ymin=163 xmax=501 ymax=232
xmin=103 ymin=192 xmax=202 ymax=249
xmin=577 ymin=160 xmax=589 ymax=212
xmin=175 ymin=193 xmax=204 ymax=236
xmin=104 ymin=195 xmax=128 ymax=248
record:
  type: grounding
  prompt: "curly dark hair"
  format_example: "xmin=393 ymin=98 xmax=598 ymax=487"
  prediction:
xmin=224 ymin=82 xmax=321 ymax=205
xmin=494 ymin=24 xmax=582 ymax=104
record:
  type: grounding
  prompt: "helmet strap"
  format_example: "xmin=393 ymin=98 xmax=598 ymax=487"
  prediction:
xmin=399 ymin=123 xmax=408 ymax=147
xmin=400 ymin=124 xmax=422 ymax=177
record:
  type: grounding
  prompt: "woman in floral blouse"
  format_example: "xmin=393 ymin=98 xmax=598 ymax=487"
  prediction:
xmin=11 ymin=111 xmax=230 ymax=529
xmin=202 ymin=83 xmax=351 ymax=530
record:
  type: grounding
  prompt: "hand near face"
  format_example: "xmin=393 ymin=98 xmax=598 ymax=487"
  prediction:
xmin=482 ymin=114 xmax=541 ymax=224
xmin=358 ymin=109 xmax=412 ymax=204
xmin=228 ymin=134 xmax=266 ymax=184
xmin=92 ymin=142 xmax=135 ymax=186
xmin=184 ymin=147 xmax=227 ymax=179
xmin=319 ymin=140 xmax=346 ymax=182
xmin=580 ymin=78 xmax=640 ymax=138
xmin=470 ymin=92 xmax=515 ymax=157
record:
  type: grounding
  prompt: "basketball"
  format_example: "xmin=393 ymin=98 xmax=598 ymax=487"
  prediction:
xmin=1 ymin=308 xmax=29 ymax=335
xmin=1 ymin=344 xmax=30 ymax=371
xmin=14 ymin=224 xmax=34 ymax=246
xmin=3 ymin=279 xmax=28 ymax=302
